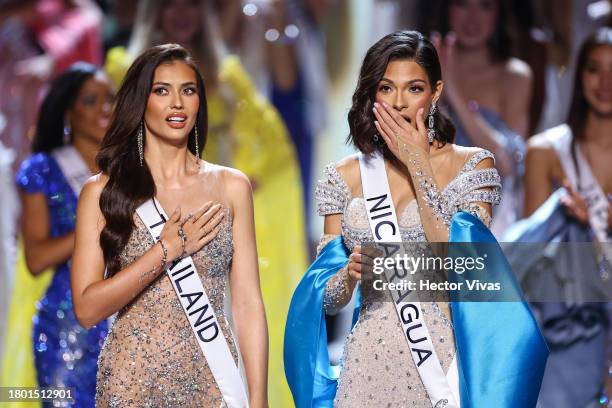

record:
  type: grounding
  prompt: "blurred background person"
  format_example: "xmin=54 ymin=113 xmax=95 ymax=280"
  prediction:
xmin=425 ymin=0 xmax=532 ymax=238
xmin=104 ymin=0 xmax=307 ymax=405
xmin=508 ymin=27 xmax=612 ymax=407
xmin=5 ymin=63 xmax=113 ymax=407
xmin=0 ymin=0 xmax=103 ymax=172
xmin=0 ymin=1 xmax=105 ymax=401
xmin=0 ymin=141 xmax=19 ymax=369
xmin=536 ymin=0 xmax=611 ymax=132
xmin=214 ymin=0 xmax=335 ymax=242
xmin=100 ymin=0 xmax=138 ymax=52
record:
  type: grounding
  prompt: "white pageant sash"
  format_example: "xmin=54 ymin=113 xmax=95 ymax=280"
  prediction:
xmin=136 ymin=199 xmax=249 ymax=408
xmin=51 ymin=146 xmax=91 ymax=197
xmin=550 ymin=125 xmax=610 ymax=243
xmin=573 ymin=143 xmax=609 ymax=243
xmin=358 ymin=152 xmax=460 ymax=408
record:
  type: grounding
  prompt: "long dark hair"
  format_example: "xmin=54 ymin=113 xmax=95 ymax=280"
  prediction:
xmin=566 ymin=27 xmax=612 ymax=185
xmin=348 ymin=31 xmax=455 ymax=163
xmin=97 ymin=44 xmax=207 ymax=277
xmin=32 ymin=62 xmax=100 ymax=153
xmin=567 ymin=27 xmax=612 ymax=140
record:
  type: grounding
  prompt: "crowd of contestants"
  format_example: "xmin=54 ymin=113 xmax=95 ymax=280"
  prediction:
xmin=0 ymin=0 xmax=610 ymax=407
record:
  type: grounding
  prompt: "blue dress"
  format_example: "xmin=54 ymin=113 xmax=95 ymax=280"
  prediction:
xmin=16 ymin=152 xmax=107 ymax=407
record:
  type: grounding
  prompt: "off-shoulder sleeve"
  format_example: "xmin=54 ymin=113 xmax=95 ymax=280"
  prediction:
xmin=443 ymin=150 xmax=502 ymax=226
xmin=15 ymin=153 xmax=51 ymax=194
xmin=314 ymin=164 xmax=351 ymax=216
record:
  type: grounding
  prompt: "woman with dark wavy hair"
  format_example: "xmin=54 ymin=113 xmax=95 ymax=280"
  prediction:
xmin=284 ymin=31 xmax=526 ymax=407
xmin=71 ymin=44 xmax=268 ymax=407
xmin=15 ymin=62 xmax=113 ymax=407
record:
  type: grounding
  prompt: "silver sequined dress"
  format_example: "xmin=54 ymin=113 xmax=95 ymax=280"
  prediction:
xmin=314 ymin=150 xmax=501 ymax=407
xmin=96 ymin=209 xmax=237 ymax=408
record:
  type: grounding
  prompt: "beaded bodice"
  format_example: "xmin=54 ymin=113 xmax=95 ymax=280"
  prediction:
xmin=313 ymin=149 xmax=502 ymax=407
xmin=315 ymin=149 xmax=502 ymax=251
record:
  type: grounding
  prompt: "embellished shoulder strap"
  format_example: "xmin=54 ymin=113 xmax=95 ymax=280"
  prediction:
xmin=314 ymin=163 xmax=352 ymax=216
xmin=460 ymin=149 xmax=496 ymax=173
xmin=442 ymin=149 xmax=502 ymax=216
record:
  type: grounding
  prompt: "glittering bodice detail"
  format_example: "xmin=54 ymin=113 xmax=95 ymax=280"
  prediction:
xmin=96 ymin=208 xmax=235 ymax=408
xmin=316 ymin=150 xmax=501 ymax=253
xmin=314 ymin=150 xmax=501 ymax=407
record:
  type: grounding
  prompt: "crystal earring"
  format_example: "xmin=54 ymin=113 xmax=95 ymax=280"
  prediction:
xmin=137 ymin=121 xmax=144 ymax=167
xmin=63 ymin=120 xmax=71 ymax=145
xmin=194 ymin=125 xmax=200 ymax=168
xmin=427 ymin=102 xmax=436 ymax=144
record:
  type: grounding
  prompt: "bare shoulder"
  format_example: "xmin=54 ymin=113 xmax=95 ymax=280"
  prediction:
xmin=503 ymin=57 xmax=533 ymax=82
xmin=76 ymin=174 xmax=109 ymax=231
xmin=80 ymin=173 xmax=109 ymax=201
xmin=334 ymin=153 xmax=362 ymax=194
xmin=528 ymin=131 xmax=555 ymax=150
xmin=212 ymin=163 xmax=252 ymax=211
xmin=501 ymin=58 xmax=532 ymax=96
xmin=526 ymin=132 xmax=558 ymax=165
xmin=527 ymin=132 xmax=558 ymax=159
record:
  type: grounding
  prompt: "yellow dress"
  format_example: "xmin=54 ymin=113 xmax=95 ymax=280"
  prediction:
xmin=106 ymin=48 xmax=307 ymax=407
xmin=0 ymin=244 xmax=52 ymax=408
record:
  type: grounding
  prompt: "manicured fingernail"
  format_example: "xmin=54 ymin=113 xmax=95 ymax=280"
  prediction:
xmin=373 ymin=102 xmax=379 ymax=107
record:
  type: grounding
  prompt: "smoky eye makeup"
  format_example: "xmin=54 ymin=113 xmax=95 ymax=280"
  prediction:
xmin=183 ymin=86 xmax=198 ymax=95
xmin=152 ymin=86 xmax=168 ymax=95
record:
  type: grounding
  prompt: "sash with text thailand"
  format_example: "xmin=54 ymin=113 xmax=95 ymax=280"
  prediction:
xmin=136 ymin=198 xmax=249 ymax=408
xmin=358 ymin=152 xmax=460 ymax=408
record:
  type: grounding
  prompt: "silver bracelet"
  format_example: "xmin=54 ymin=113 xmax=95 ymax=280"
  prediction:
xmin=177 ymin=227 xmax=187 ymax=258
xmin=158 ymin=239 xmax=168 ymax=266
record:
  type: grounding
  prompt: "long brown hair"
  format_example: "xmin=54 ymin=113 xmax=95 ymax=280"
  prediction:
xmin=566 ymin=27 xmax=612 ymax=187
xmin=567 ymin=27 xmax=612 ymax=140
xmin=96 ymin=44 xmax=207 ymax=277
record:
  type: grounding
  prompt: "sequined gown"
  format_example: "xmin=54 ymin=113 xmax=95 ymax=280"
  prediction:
xmin=16 ymin=153 xmax=108 ymax=407
xmin=314 ymin=149 xmax=501 ymax=407
xmin=95 ymin=208 xmax=238 ymax=407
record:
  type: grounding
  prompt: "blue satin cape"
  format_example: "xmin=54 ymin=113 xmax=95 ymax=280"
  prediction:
xmin=284 ymin=236 xmax=358 ymax=408
xmin=450 ymin=211 xmax=549 ymax=408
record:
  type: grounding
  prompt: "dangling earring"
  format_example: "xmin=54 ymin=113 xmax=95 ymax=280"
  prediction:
xmin=137 ymin=120 xmax=144 ymax=167
xmin=194 ymin=125 xmax=200 ymax=168
xmin=427 ymin=102 xmax=436 ymax=144
xmin=63 ymin=120 xmax=72 ymax=145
